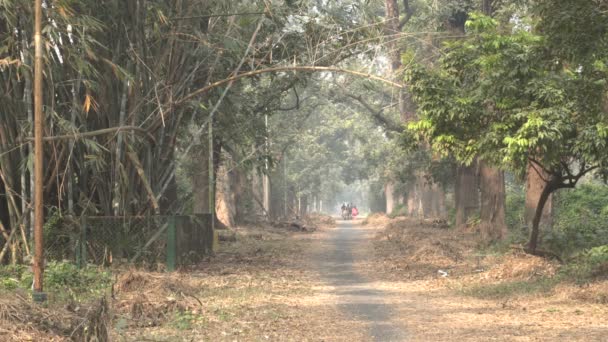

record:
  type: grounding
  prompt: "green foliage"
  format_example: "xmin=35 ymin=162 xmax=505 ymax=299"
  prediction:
xmin=505 ymin=186 xmax=525 ymax=230
xmin=543 ymin=184 xmax=608 ymax=260
xmin=459 ymin=277 xmax=558 ymax=299
xmin=560 ymin=245 xmax=608 ymax=283
xmin=169 ymin=310 xmax=206 ymax=330
xmin=0 ymin=261 xmax=111 ymax=302
xmin=388 ymin=203 xmax=408 ymax=218
xmin=406 ymin=12 xmax=608 ymax=177
xmin=44 ymin=209 xmax=80 ymax=261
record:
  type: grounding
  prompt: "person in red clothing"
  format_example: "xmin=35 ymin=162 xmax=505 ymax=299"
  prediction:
xmin=351 ymin=205 xmax=358 ymax=218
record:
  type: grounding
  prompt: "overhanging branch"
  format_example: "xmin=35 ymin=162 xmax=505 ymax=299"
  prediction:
xmin=176 ymin=66 xmax=405 ymax=106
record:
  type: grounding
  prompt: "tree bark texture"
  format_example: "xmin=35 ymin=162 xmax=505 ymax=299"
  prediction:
xmin=525 ymin=163 xmax=552 ymax=230
xmin=455 ymin=164 xmax=479 ymax=228
xmin=479 ymin=161 xmax=507 ymax=241
xmin=528 ymin=179 xmax=560 ymax=253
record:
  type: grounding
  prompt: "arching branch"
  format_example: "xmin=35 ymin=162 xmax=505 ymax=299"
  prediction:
xmin=176 ymin=66 xmax=405 ymax=106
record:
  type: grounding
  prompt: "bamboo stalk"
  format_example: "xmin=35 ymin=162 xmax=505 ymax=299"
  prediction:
xmin=126 ymin=151 xmax=160 ymax=214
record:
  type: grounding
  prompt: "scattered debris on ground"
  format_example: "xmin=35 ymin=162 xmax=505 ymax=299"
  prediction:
xmin=0 ymin=292 xmax=110 ymax=341
xmin=107 ymin=219 xmax=358 ymax=341
xmin=270 ymin=213 xmax=336 ymax=232
xmin=357 ymin=214 xmax=608 ymax=341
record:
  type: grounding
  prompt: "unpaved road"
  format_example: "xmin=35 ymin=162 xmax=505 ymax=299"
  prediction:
xmin=316 ymin=219 xmax=407 ymax=341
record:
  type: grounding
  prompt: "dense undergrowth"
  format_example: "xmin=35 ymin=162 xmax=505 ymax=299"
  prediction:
xmin=511 ymin=183 xmax=608 ymax=279
xmin=466 ymin=183 xmax=608 ymax=300
xmin=387 ymin=181 xmax=608 ymax=284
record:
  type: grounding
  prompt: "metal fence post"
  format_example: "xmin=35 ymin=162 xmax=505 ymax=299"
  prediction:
xmin=166 ymin=216 xmax=176 ymax=272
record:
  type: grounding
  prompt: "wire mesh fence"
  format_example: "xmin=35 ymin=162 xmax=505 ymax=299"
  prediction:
xmin=46 ymin=214 xmax=214 ymax=270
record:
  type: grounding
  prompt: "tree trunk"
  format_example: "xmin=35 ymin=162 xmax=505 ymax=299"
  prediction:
xmin=263 ymin=172 xmax=271 ymax=217
xmin=215 ymin=151 xmax=236 ymax=227
xmin=233 ymin=165 xmax=247 ymax=224
xmin=192 ymin=146 xmax=210 ymax=215
xmin=421 ymin=179 xmax=436 ymax=218
xmin=528 ymin=181 xmax=558 ymax=253
xmin=525 ymin=163 xmax=552 ymax=230
xmin=455 ymin=163 xmax=479 ymax=228
xmin=479 ymin=161 xmax=507 ymax=241
xmin=429 ymin=183 xmax=447 ymax=219
xmin=300 ymin=195 xmax=308 ymax=216
xmin=406 ymin=182 xmax=419 ymax=217
xmin=385 ymin=182 xmax=396 ymax=214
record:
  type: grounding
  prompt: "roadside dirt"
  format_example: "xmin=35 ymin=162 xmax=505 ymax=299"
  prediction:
xmin=358 ymin=216 xmax=608 ymax=341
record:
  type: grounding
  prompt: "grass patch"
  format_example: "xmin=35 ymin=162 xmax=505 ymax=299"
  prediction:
xmin=169 ymin=310 xmax=206 ymax=330
xmin=0 ymin=261 xmax=112 ymax=303
xmin=458 ymin=277 xmax=560 ymax=299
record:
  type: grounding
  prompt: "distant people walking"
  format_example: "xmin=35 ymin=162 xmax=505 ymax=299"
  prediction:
xmin=341 ymin=202 xmax=354 ymax=220
xmin=351 ymin=205 xmax=358 ymax=218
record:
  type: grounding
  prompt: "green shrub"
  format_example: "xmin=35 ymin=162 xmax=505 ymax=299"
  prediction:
xmin=506 ymin=188 xmax=526 ymax=230
xmin=543 ymin=183 xmax=608 ymax=259
xmin=44 ymin=209 xmax=80 ymax=261
xmin=388 ymin=203 xmax=408 ymax=218
xmin=0 ymin=261 xmax=112 ymax=302
xmin=169 ymin=310 xmax=205 ymax=330
xmin=560 ymin=245 xmax=608 ymax=281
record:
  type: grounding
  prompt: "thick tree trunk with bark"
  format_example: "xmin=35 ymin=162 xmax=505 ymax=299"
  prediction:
xmin=525 ymin=163 xmax=552 ymax=230
xmin=479 ymin=161 xmax=507 ymax=241
xmin=527 ymin=178 xmax=561 ymax=253
xmin=455 ymin=164 xmax=479 ymax=228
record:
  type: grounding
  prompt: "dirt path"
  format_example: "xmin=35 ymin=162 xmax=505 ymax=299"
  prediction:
xmin=5 ymin=216 xmax=606 ymax=341
xmin=315 ymin=219 xmax=407 ymax=341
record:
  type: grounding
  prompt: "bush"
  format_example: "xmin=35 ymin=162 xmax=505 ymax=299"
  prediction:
xmin=561 ymin=245 xmax=608 ymax=281
xmin=44 ymin=209 xmax=80 ymax=261
xmin=506 ymin=188 xmax=526 ymax=230
xmin=388 ymin=203 xmax=408 ymax=218
xmin=543 ymin=183 xmax=608 ymax=260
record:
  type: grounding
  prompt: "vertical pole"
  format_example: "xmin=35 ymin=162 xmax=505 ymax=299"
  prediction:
xmin=283 ymin=155 xmax=287 ymax=217
xmin=78 ymin=216 xmax=87 ymax=269
xmin=208 ymin=118 xmax=215 ymax=231
xmin=166 ymin=216 xmax=176 ymax=272
xmin=33 ymin=0 xmax=46 ymax=302
xmin=263 ymin=114 xmax=270 ymax=217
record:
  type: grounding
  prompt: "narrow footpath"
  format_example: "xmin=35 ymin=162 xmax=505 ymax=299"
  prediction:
xmin=315 ymin=219 xmax=407 ymax=341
